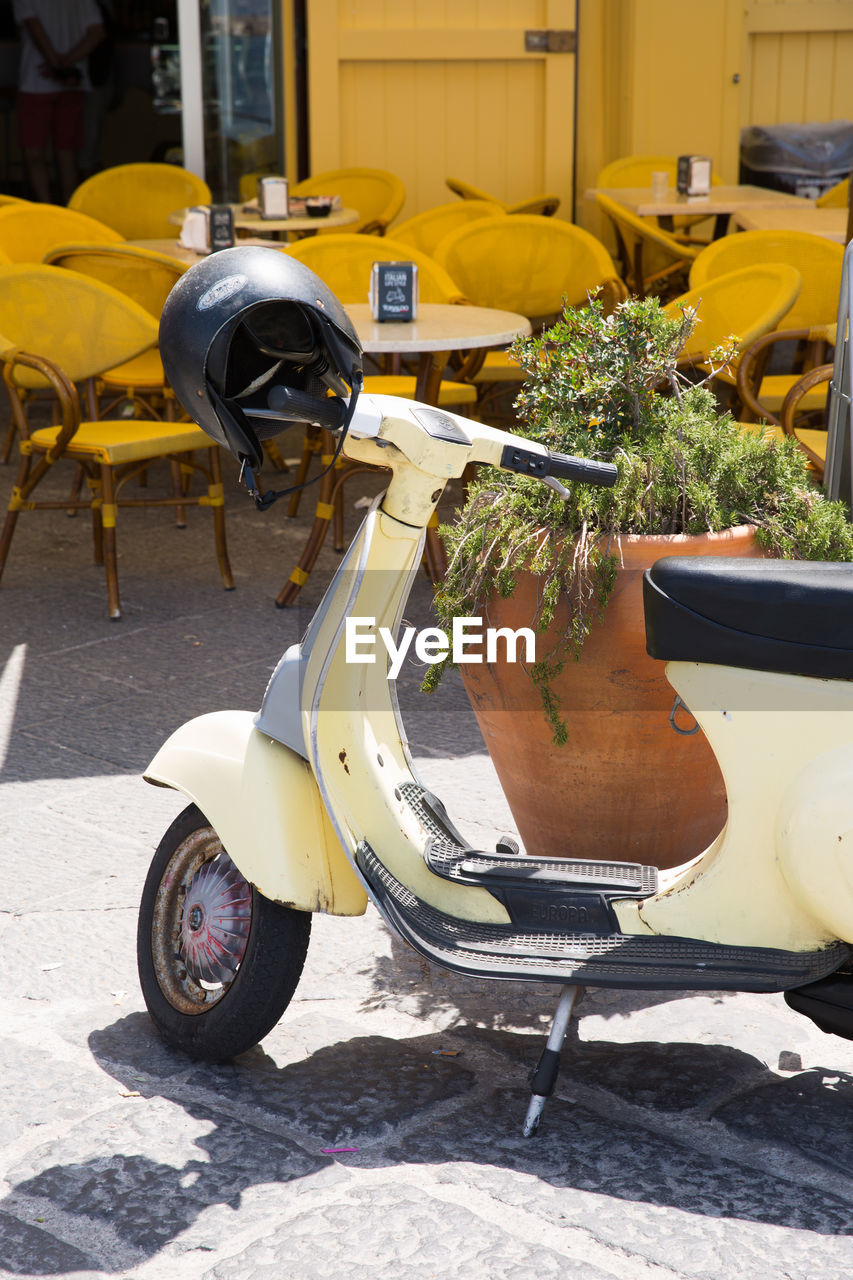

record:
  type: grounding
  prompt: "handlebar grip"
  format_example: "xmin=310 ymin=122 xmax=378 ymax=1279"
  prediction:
xmin=266 ymin=385 xmax=347 ymax=430
xmin=547 ymin=450 xmax=618 ymax=488
xmin=500 ymin=443 xmax=618 ymax=489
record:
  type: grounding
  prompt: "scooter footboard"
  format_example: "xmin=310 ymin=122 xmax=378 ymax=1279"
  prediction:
xmin=144 ymin=711 xmax=367 ymax=916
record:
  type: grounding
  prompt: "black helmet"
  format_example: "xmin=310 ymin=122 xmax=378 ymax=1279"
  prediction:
xmin=159 ymin=245 xmax=363 ymax=471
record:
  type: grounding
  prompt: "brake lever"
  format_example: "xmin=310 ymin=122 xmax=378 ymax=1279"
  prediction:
xmin=542 ymin=475 xmax=571 ymax=502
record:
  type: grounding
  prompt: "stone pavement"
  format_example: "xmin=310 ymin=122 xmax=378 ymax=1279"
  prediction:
xmin=1 ymin=446 xmax=853 ymax=1280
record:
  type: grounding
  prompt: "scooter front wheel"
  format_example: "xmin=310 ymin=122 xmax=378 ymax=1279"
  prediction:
xmin=137 ymin=803 xmax=311 ymax=1061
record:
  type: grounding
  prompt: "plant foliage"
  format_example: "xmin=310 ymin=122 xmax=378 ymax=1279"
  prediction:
xmin=429 ymin=295 xmax=853 ymax=740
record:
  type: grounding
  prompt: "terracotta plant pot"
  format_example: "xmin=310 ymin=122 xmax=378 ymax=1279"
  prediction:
xmin=459 ymin=525 xmax=760 ymax=869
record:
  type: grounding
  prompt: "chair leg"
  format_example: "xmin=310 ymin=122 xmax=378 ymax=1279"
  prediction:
xmin=99 ymin=465 xmax=122 ymax=619
xmin=66 ymin=462 xmax=87 ymax=517
xmin=1 ymin=413 xmax=16 ymax=465
xmin=332 ymin=455 xmax=346 ymax=552
xmin=275 ymin=441 xmax=340 ymax=607
xmin=263 ymin=439 xmax=289 ymax=472
xmin=170 ymin=460 xmax=188 ymax=528
xmin=287 ymin=426 xmax=323 ymax=518
xmin=207 ymin=448 xmax=234 ymax=590
xmin=0 ymin=501 xmax=21 ymax=583
xmin=0 ymin=451 xmax=33 ymax=581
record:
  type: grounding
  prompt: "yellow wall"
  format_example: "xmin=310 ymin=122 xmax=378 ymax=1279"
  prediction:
xmin=306 ymin=0 xmax=577 ymax=224
xmin=576 ymin=0 xmax=853 ymax=224
xmin=303 ymin=1 xmax=853 ymax=230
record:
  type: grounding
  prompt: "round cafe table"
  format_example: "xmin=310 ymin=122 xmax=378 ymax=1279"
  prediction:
xmin=167 ymin=204 xmax=360 ymax=236
xmin=275 ymin=302 xmax=531 ymax=607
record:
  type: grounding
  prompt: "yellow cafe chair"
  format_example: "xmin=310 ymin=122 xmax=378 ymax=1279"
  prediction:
xmin=817 ymin=177 xmax=849 ymax=209
xmin=391 ymin=200 xmax=505 ymax=257
xmin=691 ymin=231 xmax=843 ymax=423
xmin=0 ymin=202 xmax=124 ymax=263
xmin=445 ymin=176 xmax=560 ymax=217
xmin=289 ymin=167 xmax=405 ymax=235
xmin=68 ymin=162 xmax=212 ymax=239
xmin=662 ymin=263 xmax=802 ymax=416
xmin=434 ymin=215 xmax=626 ymax=412
xmin=0 ymin=265 xmax=233 ymax=619
xmin=594 ymin=191 xmax=702 ymax=300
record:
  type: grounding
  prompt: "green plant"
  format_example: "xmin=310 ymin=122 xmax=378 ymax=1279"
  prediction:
xmin=429 ymin=295 xmax=853 ymax=741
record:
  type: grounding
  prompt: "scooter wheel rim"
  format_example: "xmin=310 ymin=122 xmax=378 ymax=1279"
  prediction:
xmin=151 ymin=826 xmax=252 ymax=1016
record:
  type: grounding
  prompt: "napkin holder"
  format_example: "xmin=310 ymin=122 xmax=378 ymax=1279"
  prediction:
xmin=369 ymin=261 xmax=418 ymax=322
xmin=677 ymin=155 xmax=712 ymax=197
xmin=258 ymin=177 xmax=289 ymax=219
xmin=179 ymin=205 xmax=235 ymax=253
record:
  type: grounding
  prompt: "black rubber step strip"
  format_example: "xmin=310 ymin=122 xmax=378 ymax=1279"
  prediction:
xmin=355 ymin=841 xmax=850 ymax=993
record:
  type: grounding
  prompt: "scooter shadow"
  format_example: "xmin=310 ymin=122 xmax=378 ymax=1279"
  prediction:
xmin=2 ymin=1014 xmax=852 ymax=1273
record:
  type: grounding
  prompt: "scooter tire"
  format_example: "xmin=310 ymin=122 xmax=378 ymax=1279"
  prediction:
xmin=137 ymin=802 xmax=311 ymax=1062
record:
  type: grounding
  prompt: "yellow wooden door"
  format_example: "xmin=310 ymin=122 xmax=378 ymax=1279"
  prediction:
xmin=305 ymin=0 xmax=576 ymax=223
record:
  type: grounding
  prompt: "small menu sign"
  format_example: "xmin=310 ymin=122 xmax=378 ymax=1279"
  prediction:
xmin=369 ymin=261 xmax=418 ymax=322
xmin=676 ymin=155 xmax=712 ymax=196
xmin=208 ymin=204 xmax=235 ymax=251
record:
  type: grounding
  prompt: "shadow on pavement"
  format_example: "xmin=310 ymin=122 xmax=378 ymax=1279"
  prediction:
xmin=1 ymin=1013 xmax=851 ymax=1274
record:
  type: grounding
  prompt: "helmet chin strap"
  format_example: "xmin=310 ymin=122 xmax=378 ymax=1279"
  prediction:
xmin=239 ymin=372 xmax=364 ymax=512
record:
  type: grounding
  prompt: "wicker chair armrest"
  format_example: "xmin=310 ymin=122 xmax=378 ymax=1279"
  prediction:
xmin=3 ymin=349 xmax=81 ymax=454
xmin=779 ymin=364 xmax=834 ymax=437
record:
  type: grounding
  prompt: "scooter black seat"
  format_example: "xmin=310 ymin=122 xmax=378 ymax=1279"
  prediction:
xmin=644 ymin=557 xmax=853 ymax=679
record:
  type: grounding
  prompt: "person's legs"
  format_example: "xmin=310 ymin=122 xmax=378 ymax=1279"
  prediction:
xmin=17 ymin=92 xmax=53 ymax=201
xmin=53 ymin=92 xmax=85 ymax=202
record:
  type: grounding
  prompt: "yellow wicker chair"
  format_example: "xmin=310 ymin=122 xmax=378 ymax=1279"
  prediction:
xmin=284 ymin=233 xmax=476 ymax=409
xmin=0 ymin=265 xmax=232 ymax=618
xmin=276 ymin=234 xmax=474 ymax=601
xmin=289 ymin=168 xmax=405 ymax=235
xmin=445 ymin=176 xmax=560 ymax=217
xmin=0 ymin=202 xmax=124 ymax=262
xmin=434 ymin=215 xmax=625 ymax=407
xmin=690 ymin=230 xmax=843 ymax=422
xmin=392 ymin=200 xmax=505 ymax=256
xmin=817 ymin=178 xmax=850 ymax=209
xmin=594 ymin=191 xmax=703 ymax=300
xmin=663 ymin=264 xmax=802 ymax=416
xmin=68 ymin=163 xmax=212 ymax=239
xmin=780 ymin=363 xmax=832 ymax=477
xmin=43 ymin=241 xmax=187 ymax=420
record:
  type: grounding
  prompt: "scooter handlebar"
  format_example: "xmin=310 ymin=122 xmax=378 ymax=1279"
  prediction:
xmin=500 ymin=443 xmax=618 ymax=489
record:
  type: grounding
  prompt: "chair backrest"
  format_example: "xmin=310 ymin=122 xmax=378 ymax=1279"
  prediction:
xmin=505 ymin=194 xmax=561 ymax=217
xmin=43 ymin=242 xmax=187 ymax=319
xmin=817 ymin=177 xmax=849 ymax=209
xmin=392 ymin=200 xmax=505 ymax=256
xmin=689 ymin=229 xmax=843 ymax=330
xmin=446 ymin=176 xmax=501 ymax=204
xmin=290 ymin=167 xmax=405 ymax=234
xmin=434 ymin=215 xmax=620 ymax=318
xmin=0 ymin=203 xmax=124 ymax=263
xmin=284 ymin=234 xmax=466 ymax=304
xmin=664 ymin=264 xmax=802 ymax=362
xmin=445 ymin=177 xmax=560 ymax=216
xmin=0 ymin=264 xmax=158 ymax=391
xmin=68 ymin=163 xmax=212 ymax=238
xmin=596 ymin=154 xmax=723 ymax=188
xmin=594 ymin=192 xmax=702 ymax=264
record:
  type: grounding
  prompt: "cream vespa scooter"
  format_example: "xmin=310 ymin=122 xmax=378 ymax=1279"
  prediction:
xmin=137 ymin=248 xmax=853 ymax=1135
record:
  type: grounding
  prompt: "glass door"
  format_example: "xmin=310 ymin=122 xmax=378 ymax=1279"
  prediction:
xmin=178 ymin=0 xmax=283 ymax=200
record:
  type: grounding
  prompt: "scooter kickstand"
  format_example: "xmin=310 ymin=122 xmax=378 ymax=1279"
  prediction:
xmin=523 ymin=984 xmax=582 ymax=1137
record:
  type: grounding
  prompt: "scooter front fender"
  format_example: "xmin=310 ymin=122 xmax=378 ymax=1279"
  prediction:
xmin=144 ymin=711 xmax=367 ymax=916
